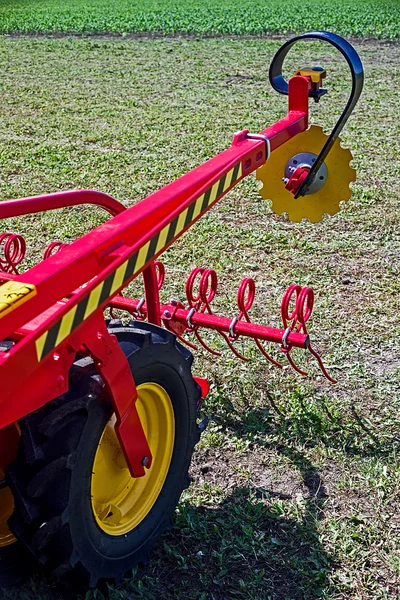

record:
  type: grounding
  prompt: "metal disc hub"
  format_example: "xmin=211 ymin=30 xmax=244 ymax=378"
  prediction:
xmin=284 ymin=152 xmax=328 ymax=194
xmin=256 ymin=125 xmax=356 ymax=222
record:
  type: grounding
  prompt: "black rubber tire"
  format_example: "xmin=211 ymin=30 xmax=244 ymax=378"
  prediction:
xmin=0 ymin=340 xmax=33 ymax=589
xmin=0 ymin=543 xmax=33 ymax=589
xmin=6 ymin=322 xmax=201 ymax=587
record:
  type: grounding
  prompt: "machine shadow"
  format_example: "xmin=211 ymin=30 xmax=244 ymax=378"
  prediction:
xmin=139 ymin=480 xmax=331 ymax=600
xmin=1 ymin=398 xmax=339 ymax=600
xmin=2 ymin=480 xmax=331 ymax=600
xmin=211 ymin=384 xmax=397 ymax=459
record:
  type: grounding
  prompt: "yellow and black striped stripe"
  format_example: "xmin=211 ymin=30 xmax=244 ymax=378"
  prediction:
xmin=35 ymin=161 xmax=242 ymax=361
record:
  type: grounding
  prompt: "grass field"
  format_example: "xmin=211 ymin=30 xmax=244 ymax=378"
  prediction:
xmin=0 ymin=33 xmax=399 ymax=600
xmin=0 ymin=0 xmax=399 ymax=39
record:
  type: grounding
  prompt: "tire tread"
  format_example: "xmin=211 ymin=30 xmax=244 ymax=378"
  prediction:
xmin=6 ymin=322 xmax=201 ymax=586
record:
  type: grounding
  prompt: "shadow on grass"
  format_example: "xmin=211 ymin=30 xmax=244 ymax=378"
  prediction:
xmin=109 ymin=441 xmax=331 ymax=600
xmin=122 ymin=485 xmax=331 ymax=600
xmin=3 ymin=387 xmax=359 ymax=600
xmin=2 ymin=463 xmax=331 ymax=600
xmin=208 ymin=381 xmax=399 ymax=458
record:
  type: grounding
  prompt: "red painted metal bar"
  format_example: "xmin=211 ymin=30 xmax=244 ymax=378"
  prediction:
xmin=82 ymin=317 xmax=152 ymax=478
xmin=259 ymin=76 xmax=309 ymax=151
xmin=142 ymin=263 xmax=162 ymax=327
xmin=109 ymin=295 xmax=309 ymax=349
xmin=0 ymin=189 xmax=126 ymax=219
xmin=0 ymin=423 xmax=20 ymax=471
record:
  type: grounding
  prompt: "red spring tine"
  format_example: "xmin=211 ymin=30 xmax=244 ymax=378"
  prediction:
xmin=0 ymin=233 xmax=26 ymax=274
xmin=286 ymin=352 xmax=309 ymax=376
xmin=195 ymin=329 xmax=222 ymax=357
xmin=281 ymin=283 xmax=302 ymax=330
xmin=281 ymin=284 xmax=337 ymax=382
xmin=298 ymin=287 xmax=337 ymax=382
xmin=43 ymin=241 xmax=69 ymax=260
xmin=295 ymin=286 xmax=314 ymax=332
xmin=6 ymin=234 xmax=26 ymax=268
xmin=280 ymin=284 xmax=309 ymax=374
xmin=185 ymin=267 xmax=236 ymax=358
xmin=237 ymin=277 xmax=256 ymax=320
xmin=308 ymin=345 xmax=337 ymax=383
xmin=254 ymin=339 xmax=283 ymax=368
xmin=167 ymin=321 xmax=198 ymax=351
xmin=232 ymin=277 xmax=282 ymax=367
xmin=186 ymin=267 xmax=205 ymax=308
xmin=195 ymin=268 xmax=224 ymax=355
xmin=183 ymin=267 xmax=217 ymax=353
xmin=199 ymin=268 xmax=218 ymax=312
xmin=154 ymin=261 xmax=165 ymax=290
xmin=243 ymin=278 xmax=283 ymax=368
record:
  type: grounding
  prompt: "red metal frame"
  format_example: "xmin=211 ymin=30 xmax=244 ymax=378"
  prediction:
xmin=0 ymin=75 xmax=319 ymax=476
xmin=0 ymin=189 xmax=126 ymax=220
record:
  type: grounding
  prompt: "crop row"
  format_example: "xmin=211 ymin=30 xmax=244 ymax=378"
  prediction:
xmin=1 ymin=0 xmax=399 ymax=39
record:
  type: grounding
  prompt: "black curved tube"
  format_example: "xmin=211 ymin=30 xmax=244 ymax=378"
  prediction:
xmin=269 ymin=31 xmax=364 ymax=197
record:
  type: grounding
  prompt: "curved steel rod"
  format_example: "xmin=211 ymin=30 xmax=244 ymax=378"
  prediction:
xmin=0 ymin=189 xmax=126 ymax=219
xmin=269 ymin=31 xmax=364 ymax=197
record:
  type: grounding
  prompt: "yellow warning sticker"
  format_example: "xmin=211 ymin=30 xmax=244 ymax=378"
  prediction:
xmin=0 ymin=280 xmax=37 ymax=318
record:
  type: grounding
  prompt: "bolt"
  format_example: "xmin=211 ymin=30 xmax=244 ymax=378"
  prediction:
xmin=282 ymin=177 xmax=289 ymax=184
xmin=164 ymin=310 xmax=172 ymax=318
xmin=170 ymin=299 xmax=177 ymax=306
xmin=141 ymin=456 xmax=149 ymax=467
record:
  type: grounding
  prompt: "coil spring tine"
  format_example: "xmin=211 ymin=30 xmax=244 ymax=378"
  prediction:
xmin=308 ymin=345 xmax=337 ymax=383
xmin=195 ymin=329 xmax=222 ymax=357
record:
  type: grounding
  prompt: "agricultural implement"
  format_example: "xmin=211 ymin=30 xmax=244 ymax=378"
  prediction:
xmin=0 ymin=31 xmax=363 ymax=587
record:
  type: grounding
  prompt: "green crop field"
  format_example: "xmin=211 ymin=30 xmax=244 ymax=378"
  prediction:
xmin=0 ymin=0 xmax=399 ymax=39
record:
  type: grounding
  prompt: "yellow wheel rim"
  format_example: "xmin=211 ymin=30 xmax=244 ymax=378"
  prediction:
xmin=91 ymin=383 xmax=175 ymax=536
xmin=0 ymin=468 xmax=16 ymax=547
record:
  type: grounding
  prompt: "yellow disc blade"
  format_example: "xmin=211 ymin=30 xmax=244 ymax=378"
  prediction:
xmin=256 ymin=126 xmax=356 ymax=223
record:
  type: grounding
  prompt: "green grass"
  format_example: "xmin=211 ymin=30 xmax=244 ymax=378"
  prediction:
xmin=0 ymin=0 xmax=399 ymax=39
xmin=1 ymin=35 xmax=400 ymax=599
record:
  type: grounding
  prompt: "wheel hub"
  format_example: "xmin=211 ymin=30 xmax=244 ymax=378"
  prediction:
xmin=91 ymin=382 xmax=175 ymax=537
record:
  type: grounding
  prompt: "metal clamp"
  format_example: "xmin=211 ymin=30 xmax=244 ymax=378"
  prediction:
xmin=136 ymin=297 xmax=146 ymax=315
xmin=245 ymin=133 xmax=271 ymax=162
xmin=229 ymin=316 xmax=239 ymax=339
xmin=281 ymin=326 xmax=291 ymax=349
xmin=186 ymin=307 xmax=196 ymax=329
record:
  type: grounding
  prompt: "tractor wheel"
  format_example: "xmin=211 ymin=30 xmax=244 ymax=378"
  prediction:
xmin=0 ymin=479 xmax=24 ymax=587
xmin=0 ymin=343 xmax=18 ymax=582
xmin=0 ymin=345 xmax=33 ymax=589
xmin=6 ymin=322 xmax=201 ymax=587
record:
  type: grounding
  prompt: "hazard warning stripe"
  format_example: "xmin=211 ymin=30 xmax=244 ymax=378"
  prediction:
xmin=35 ymin=162 xmax=242 ymax=361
